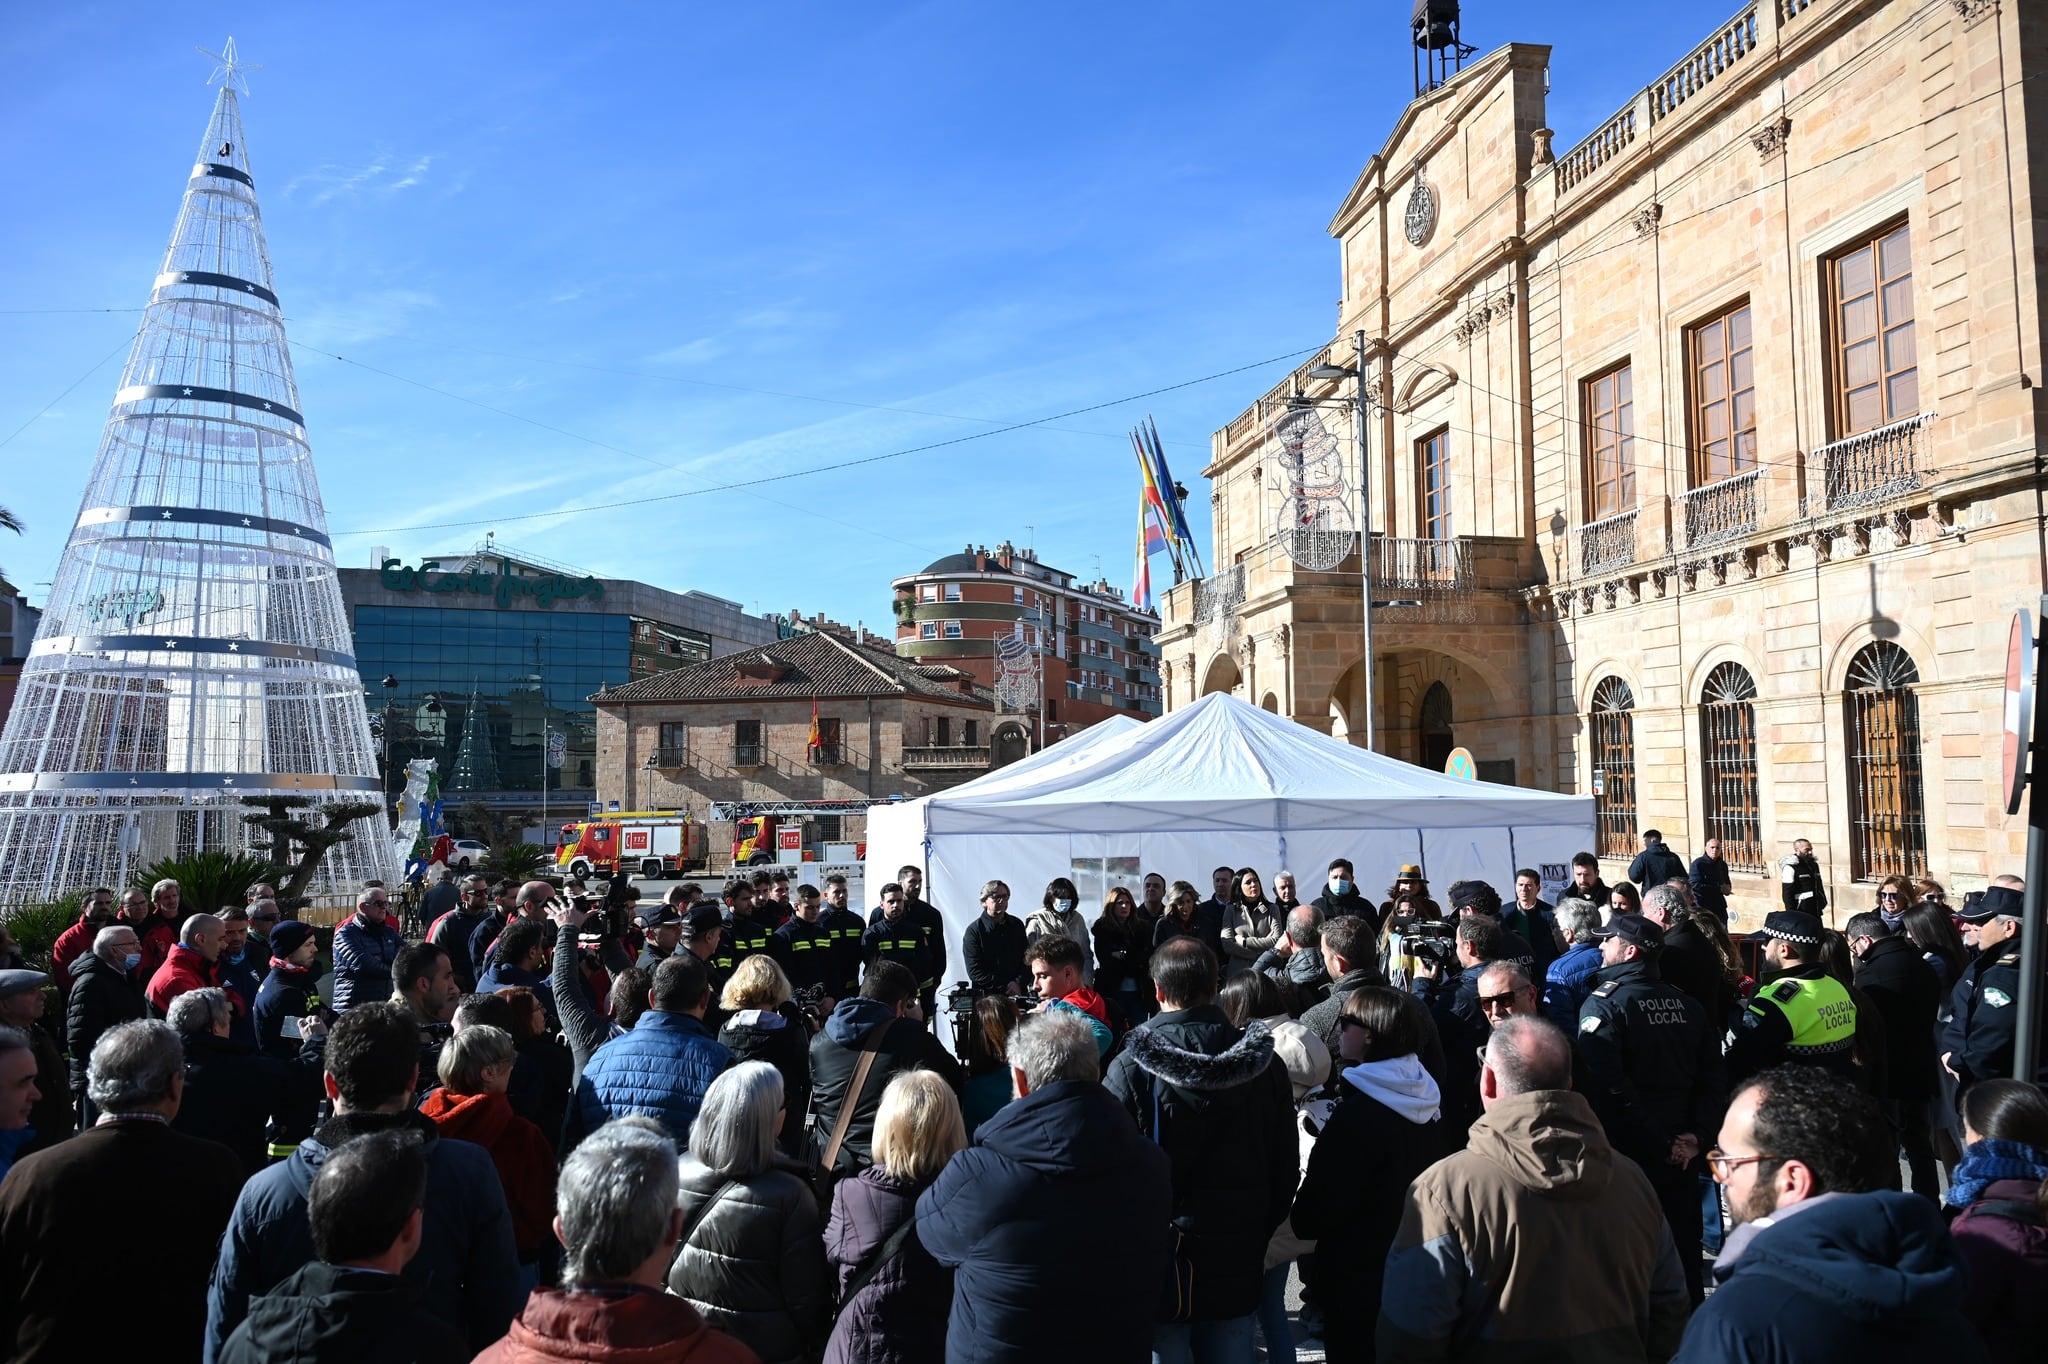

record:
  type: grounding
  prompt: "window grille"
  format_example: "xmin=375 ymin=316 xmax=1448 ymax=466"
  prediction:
xmin=1846 ymin=642 xmax=1927 ymax=880
xmin=1589 ymin=677 xmax=1637 ymax=860
xmin=1699 ymin=663 xmax=1764 ymax=871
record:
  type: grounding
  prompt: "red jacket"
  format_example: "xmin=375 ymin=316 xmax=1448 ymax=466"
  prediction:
xmin=51 ymin=916 xmax=99 ymax=991
xmin=130 ymin=914 xmax=179 ymax=984
xmin=474 ymin=1286 xmax=760 ymax=1364
xmin=417 ymin=1088 xmax=557 ymax=1259
xmin=145 ymin=945 xmax=218 ymax=1018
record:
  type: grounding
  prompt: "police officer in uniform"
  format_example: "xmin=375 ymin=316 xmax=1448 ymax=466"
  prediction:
xmin=1725 ymin=909 xmax=1859 ymax=1087
xmin=1942 ymin=884 xmax=2030 ymax=1086
xmin=769 ymin=884 xmax=838 ymax=1005
xmin=818 ymin=873 xmax=866 ymax=1000
xmin=863 ymin=882 xmax=938 ymax=1001
xmin=1576 ymin=913 xmax=1726 ymax=1303
xmin=635 ymin=903 xmax=683 ymax=971
xmin=720 ymin=879 xmax=773 ymax=970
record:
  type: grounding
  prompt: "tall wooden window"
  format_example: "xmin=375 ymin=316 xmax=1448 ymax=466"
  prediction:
xmin=733 ymin=719 xmax=762 ymax=767
xmin=1589 ymin=677 xmax=1637 ymax=859
xmin=1828 ymin=223 xmax=1918 ymax=437
xmin=1688 ymin=303 xmax=1756 ymax=485
xmin=1700 ymin=663 xmax=1764 ymax=871
xmin=1419 ymin=428 xmax=1452 ymax=539
xmin=1846 ymin=642 xmax=1928 ymax=880
xmin=1585 ymin=363 xmax=1636 ymax=520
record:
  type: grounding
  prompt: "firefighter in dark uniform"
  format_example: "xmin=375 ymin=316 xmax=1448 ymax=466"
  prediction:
xmin=769 ymin=886 xmax=839 ymax=1004
xmin=1725 ymin=909 xmax=1859 ymax=1087
xmin=720 ymin=879 xmax=773 ymax=970
xmin=885 ymin=865 xmax=949 ymax=1019
xmin=1942 ymin=884 xmax=2030 ymax=1085
xmin=1576 ymin=913 xmax=1727 ymax=1304
xmin=818 ymin=874 xmax=866 ymax=1000
xmin=863 ymin=883 xmax=938 ymax=1001
xmin=681 ymin=903 xmax=728 ymax=999
xmin=634 ymin=903 xmax=683 ymax=971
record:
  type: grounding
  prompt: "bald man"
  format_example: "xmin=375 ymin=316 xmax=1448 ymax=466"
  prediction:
xmin=147 ymin=914 xmax=224 ymax=1019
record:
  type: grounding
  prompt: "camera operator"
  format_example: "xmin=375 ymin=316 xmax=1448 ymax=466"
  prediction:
xmin=1407 ymin=915 xmax=1508 ymax=1143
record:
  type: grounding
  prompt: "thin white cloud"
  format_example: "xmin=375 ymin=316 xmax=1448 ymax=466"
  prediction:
xmin=289 ymin=289 xmax=440 ymax=348
xmin=284 ymin=153 xmax=436 ymax=205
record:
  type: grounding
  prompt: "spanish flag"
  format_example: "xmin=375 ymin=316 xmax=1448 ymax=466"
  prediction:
xmin=807 ymin=700 xmax=821 ymax=750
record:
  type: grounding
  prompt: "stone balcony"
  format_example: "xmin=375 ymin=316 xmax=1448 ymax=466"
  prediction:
xmin=902 ymin=745 xmax=991 ymax=770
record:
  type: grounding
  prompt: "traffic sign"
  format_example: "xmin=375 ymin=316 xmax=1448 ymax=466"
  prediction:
xmin=2005 ymin=609 xmax=2035 ymax=816
xmin=1444 ymin=746 xmax=1477 ymax=781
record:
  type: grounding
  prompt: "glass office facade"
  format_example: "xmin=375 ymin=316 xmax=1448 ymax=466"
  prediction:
xmin=351 ymin=605 xmax=632 ymax=796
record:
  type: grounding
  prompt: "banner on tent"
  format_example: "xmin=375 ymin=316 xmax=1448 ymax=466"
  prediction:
xmin=1071 ymin=856 xmax=1143 ymax=910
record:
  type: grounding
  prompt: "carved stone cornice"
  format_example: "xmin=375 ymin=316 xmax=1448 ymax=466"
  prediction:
xmin=1954 ymin=0 xmax=1998 ymax=28
xmin=1752 ymin=115 xmax=1792 ymax=159
xmin=1453 ymin=287 xmax=1518 ymax=344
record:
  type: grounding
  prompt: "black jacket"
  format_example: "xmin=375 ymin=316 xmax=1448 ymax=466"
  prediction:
xmin=1311 ymin=886 xmax=1380 ymax=934
xmin=173 ymin=1030 xmax=326 ymax=1181
xmin=1576 ymin=958 xmax=1727 ymax=1186
xmin=769 ymin=916 xmax=839 ymax=996
xmin=1660 ymin=920 xmax=1737 ymax=1036
xmin=1299 ymin=966 xmax=1449 ymax=1093
xmin=809 ymin=999 xmax=963 ymax=1176
xmin=218 ymin=1260 xmax=468 ymax=1364
xmin=1941 ymin=942 xmax=2029 ymax=1086
xmin=1291 ymin=1069 xmax=1451 ymax=1352
xmin=720 ymin=1005 xmax=813 ymax=1160
xmin=961 ymin=913 xmax=1027 ymax=994
xmin=1104 ymin=1005 xmax=1300 ymax=1320
xmin=668 ymin=1158 xmax=833 ymax=1364
xmin=1629 ymin=843 xmax=1687 ymax=889
xmin=63 ymin=951 xmax=146 ymax=1097
xmin=917 ymin=1079 xmax=1172 ymax=1363
xmin=1093 ymin=913 xmax=1155 ymax=1009
xmin=1853 ymin=935 xmax=1944 ymax=1104
xmin=863 ymin=916 xmax=938 ymax=993
xmin=1688 ymin=855 xmax=1732 ymax=919
xmin=870 ymin=899 xmax=948 ymax=992
xmin=1780 ymin=852 xmax=1828 ymax=915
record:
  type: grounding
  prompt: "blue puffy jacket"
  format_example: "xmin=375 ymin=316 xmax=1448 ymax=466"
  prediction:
xmin=574 ymin=1010 xmax=732 ymax=1149
xmin=204 ymin=1109 xmax=520 ymax=1364
xmin=1675 ymin=1190 xmax=1988 ymax=1364
xmin=1543 ymin=941 xmax=1604 ymax=1031
xmin=329 ymin=914 xmax=403 ymax=1014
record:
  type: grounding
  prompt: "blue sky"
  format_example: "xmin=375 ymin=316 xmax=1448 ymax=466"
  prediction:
xmin=2 ymin=1 xmax=1740 ymax=629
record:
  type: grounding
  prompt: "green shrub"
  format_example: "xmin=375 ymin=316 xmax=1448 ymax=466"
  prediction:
xmin=483 ymin=841 xmax=552 ymax=882
xmin=131 ymin=851 xmax=283 ymax=915
xmin=2 ymin=893 xmax=84 ymax=974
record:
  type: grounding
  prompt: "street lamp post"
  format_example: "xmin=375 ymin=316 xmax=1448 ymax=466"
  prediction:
xmin=380 ymin=674 xmax=399 ymax=800
xmin=1309 ymin=330 xmax=1378 ymax=750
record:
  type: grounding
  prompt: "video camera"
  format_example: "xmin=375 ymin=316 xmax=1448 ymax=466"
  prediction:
xmin=944 ymin=981 xmax=1040 ymax=1055
xmin=1390 ymin=915 xmax=1459 ymax=971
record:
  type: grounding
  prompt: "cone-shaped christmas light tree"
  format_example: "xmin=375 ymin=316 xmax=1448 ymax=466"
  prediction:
xmin=0 ymin=45 xmax=394 ymax=903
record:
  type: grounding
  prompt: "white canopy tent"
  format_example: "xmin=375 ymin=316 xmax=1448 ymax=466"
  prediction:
xmin=866 ymin=692 xmax=1595 ymax=995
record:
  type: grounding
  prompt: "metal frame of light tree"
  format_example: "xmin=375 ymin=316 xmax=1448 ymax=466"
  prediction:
xmin=0 ymin=54 xmax=394 ymax=905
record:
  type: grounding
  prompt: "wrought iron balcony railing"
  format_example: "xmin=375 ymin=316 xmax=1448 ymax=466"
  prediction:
xmin=1814 ymin=412 xmax=1933 ymax=513
xmin=902 ymin=745 xmax=991 ymax=769
xmin=1676 ymin=468 xmax=1762 ymax=551
xmin=1580 ymin=509 xmax=1639 ymax=575
xmin=732 ymin=742 xmax=763 ymax=767
xmin=1372 ymin=537 xmax=1473 ymax=593
xmin=651 ymin=746 xmax=689 ymax=768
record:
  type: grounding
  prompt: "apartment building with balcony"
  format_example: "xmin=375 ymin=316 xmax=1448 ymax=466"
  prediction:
xmin=1159 ymin=0 xmax=2045 ymax=920
xmin=893 ymin=541 xmax=1163 ymax=748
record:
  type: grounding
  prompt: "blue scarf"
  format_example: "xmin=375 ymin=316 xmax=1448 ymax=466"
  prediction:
xmin=1945 ymin=1138 xmax=2048 ymax=1209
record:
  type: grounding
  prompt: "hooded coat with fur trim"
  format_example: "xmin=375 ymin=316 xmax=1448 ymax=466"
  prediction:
xmin=1104 ymin=1005 xmax=1300 ymax=1320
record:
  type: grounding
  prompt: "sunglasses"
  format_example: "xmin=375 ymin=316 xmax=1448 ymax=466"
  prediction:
xmin=1336 ymin=1016 xmax=1373 ymax=1032
xmin=1477 ymin=992 xmax=1520 ymax=1013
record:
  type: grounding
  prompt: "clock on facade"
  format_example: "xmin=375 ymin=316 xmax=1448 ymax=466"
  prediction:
xmin=1405 ymin=171 xmax=1436 ymax=247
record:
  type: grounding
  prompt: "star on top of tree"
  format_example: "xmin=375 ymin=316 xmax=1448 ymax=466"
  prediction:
xmin=200 ymin=37 xmax=260 ymax=96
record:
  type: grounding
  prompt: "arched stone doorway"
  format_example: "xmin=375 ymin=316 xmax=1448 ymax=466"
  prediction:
xmin=993 ymin=722 xmax=1030 ymax=768
xmin=1260 ymin=692 xmax=1279 ymax=713
xmin=1201 ymin=653 xmax=1242 ymax=697
xmin=1419 ymin=681 xmax=1454 ymax=771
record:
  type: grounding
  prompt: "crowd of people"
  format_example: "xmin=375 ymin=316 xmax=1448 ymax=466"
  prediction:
xmin=0 ymin=840 xmax=2042 ymax=1364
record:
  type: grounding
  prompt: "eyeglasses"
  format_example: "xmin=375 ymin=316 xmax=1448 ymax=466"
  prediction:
xmin=1705 ymin=1148 xmax=1781 ymax=1183
xmin=367 ymin=898 xmax=389 ymax=907
xmin=1477 ymin=992 xmax=1521 ymax=1014
xmin=250 ymin=913 xmax=279 ymax=924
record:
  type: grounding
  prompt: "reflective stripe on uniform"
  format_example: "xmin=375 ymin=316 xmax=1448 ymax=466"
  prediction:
xmin=1772 ymin=975 xmax=1858 ymax=1055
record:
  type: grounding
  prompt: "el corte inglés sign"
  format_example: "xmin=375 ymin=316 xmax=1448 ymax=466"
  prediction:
xmin=380 ymin=557 xmax=605 ymax=610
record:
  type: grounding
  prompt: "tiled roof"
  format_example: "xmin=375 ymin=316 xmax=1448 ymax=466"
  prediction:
xmin=593 ymin=630 xmax=993 ymax=707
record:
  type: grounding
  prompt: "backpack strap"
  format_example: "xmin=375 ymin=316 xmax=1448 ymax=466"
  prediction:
xmin=834 ymin=1214 xmax=918 ymax=1316
xmin=820 ymin=1018 xmax=896 ymax=1175
xmin=675 ymin=1180 xmax=734 ymax=1251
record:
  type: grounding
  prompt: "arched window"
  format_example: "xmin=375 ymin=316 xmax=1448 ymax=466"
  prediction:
xmin=1589 ymin=677 xmax=1636 ymax=860
xmin=1846 ymin=642 xmax=1927 ymax=879
xmin=1420 ymin=681 xmax=1454 ymax=770
xmin=1700 ymin=663 xmax=1763 ymax=871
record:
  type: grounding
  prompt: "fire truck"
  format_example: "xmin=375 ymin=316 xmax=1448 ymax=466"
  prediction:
xmin=711 ymin=800 xmax=881 ymax=867
xmin=554 ymin=812 xmax=707 ymax=879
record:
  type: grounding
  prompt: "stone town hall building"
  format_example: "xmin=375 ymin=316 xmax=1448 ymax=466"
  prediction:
xmin=1158 ymin=0 xmax=2043 ymax=923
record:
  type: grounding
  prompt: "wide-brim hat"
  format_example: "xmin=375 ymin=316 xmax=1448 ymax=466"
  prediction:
xmin=1396 ymin=864 xmax=1424 ymax=880
xmin=1762 ymin=910 xmax=1826 ymax=945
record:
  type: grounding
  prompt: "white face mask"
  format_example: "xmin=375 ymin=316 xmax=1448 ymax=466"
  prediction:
xmin=1054 ymin=898 xmax=1074 ymax=914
